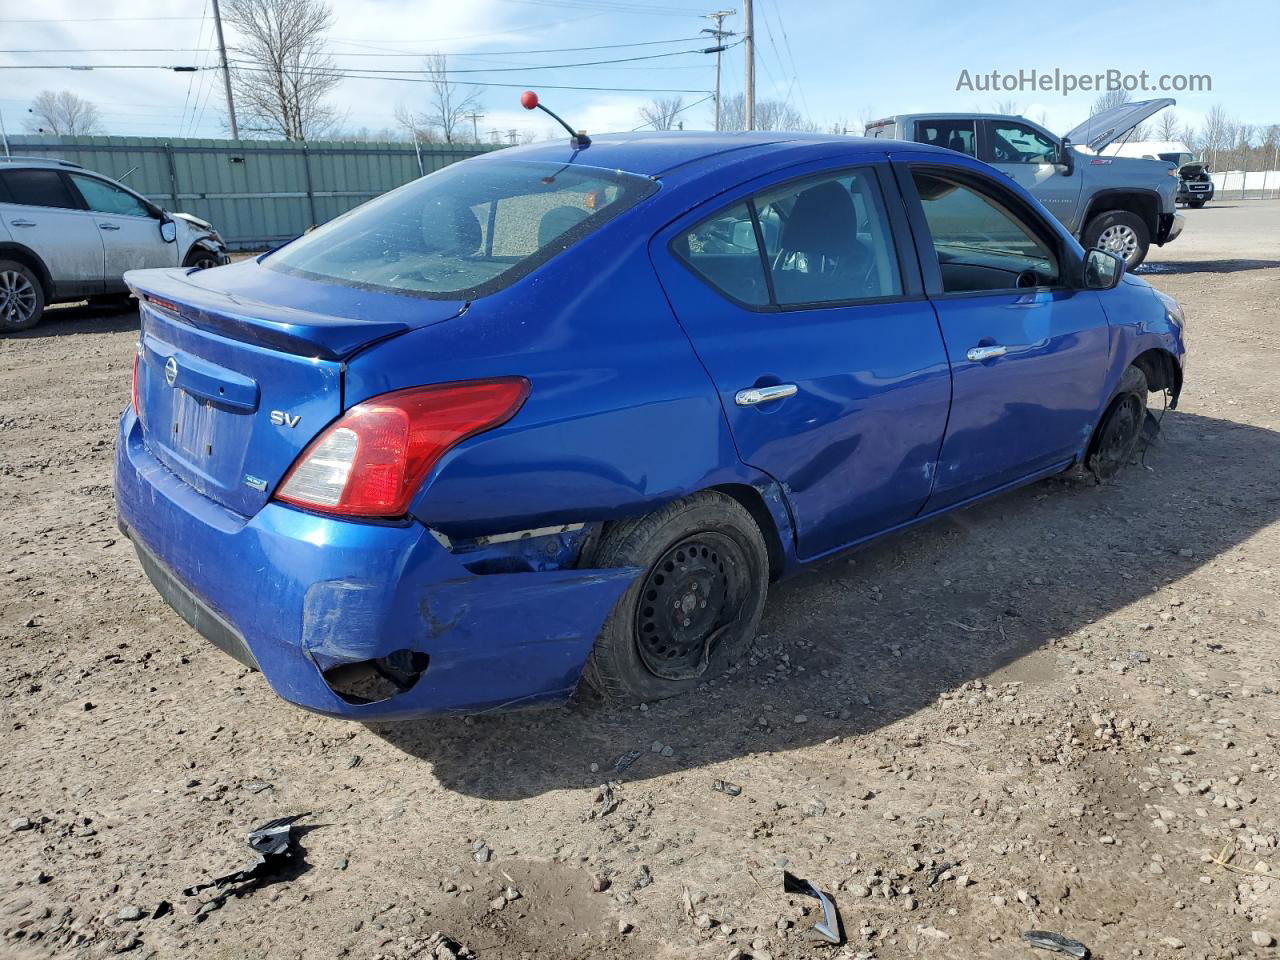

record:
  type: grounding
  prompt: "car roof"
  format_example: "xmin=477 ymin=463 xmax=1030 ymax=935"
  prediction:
xmin=872 ymin=113 xmax=1031 ymax=124
xmin=481 ymin=131 xmax=922 ymax=178
xmin=0 ymin=156 xmax=84 ymax=170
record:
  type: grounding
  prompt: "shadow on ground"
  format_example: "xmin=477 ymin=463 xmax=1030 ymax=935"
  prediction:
xmin=373 ymin=410 xmax=1280 ymax=800
xmin=1136 ymin=258 xmax=1280 ymax=275
xmin=13 ymin=301 xmax=139 ymax=338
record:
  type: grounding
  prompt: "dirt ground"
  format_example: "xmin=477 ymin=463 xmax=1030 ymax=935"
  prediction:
xmin=2 ymin=201 xmax=1279 ymax=960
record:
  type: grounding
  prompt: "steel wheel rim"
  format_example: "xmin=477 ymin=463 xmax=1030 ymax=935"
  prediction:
xmin=191 ymin=255 xmax=219 ymax=271
xmin=633 ymin=531 xmax=748 ymax=681
xmin=0 ymin=270 xmax=37 ymax=326
xmin=1098 ymin=394 xmax=1142 ymax=468
xmin=1098 ymin=224 xmax=1139 ymax=260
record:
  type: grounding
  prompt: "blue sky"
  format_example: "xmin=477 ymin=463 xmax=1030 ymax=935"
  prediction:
xmin=1 ymin=0 xmax=1275 ymax=144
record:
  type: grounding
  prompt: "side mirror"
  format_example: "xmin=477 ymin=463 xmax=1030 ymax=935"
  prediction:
xmin=159 ymin=219 xmax=177 ymax=244
xmin=1084 ymin=247 xmax=1125 ymax=290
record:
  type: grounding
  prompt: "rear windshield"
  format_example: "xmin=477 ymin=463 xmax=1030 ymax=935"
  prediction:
xmin=267 ymin=159 xmax=657 ymax=299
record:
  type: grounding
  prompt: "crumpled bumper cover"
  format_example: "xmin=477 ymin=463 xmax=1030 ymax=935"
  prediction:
xmin=114 ymin=410 xmax=639 ymax=720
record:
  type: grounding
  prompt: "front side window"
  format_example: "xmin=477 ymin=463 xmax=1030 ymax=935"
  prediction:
xmin=71 ymin=175 xmax=152 ymax=217
xmin=987 ymin=122 xmax=1058 ymax=164
xmin=912 ymin=171 xmax=1059 ymax=292
xmin=673 ymin=167 xmax=902 ymax=308
xmin=915 ymin=119 xmax=977 ymax=157
xmin=0 ymin=169 xmax=78 ymax=209
xmin=268 ymin=159 xmax=656 ymax=299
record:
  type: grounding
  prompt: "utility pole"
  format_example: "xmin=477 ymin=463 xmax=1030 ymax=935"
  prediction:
xmin=507 ymin=129 xmax=518 ymax=145
xmin=0 ymin=107 xmax=9 ymax=158
xmin=465 ymin=111 xmax=484 ymax=143
xmin=742 ymin=0 xmax=754 ymax=130
xmin=211 ymin=0 xmax=239 ymax=139
xmin=701 ymin=10 xmax=735 ymax=131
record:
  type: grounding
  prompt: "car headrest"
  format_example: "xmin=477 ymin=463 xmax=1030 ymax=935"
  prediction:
xmin=778 ymin=181 xmax=858 ymax=259
xmin=538 ymin=205 xmax=590 ymax=247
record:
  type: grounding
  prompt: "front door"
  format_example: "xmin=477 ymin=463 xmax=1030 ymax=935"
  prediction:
xmin=0 ymin=167 xmax=105 ymax=297
xmin=68 ymin=174 xmax=176 ymax=287
xmin=980 ymin=119 xmax=1083 ymax=230
xmin=652 ymin=162 xmax=952 ymax=560
xmin=898 ymin=162 xmax=1109 ymax=510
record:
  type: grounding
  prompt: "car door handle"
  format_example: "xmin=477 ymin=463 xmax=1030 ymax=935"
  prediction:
xmin=98 ymin=223 xmax=121 ymax=231
xmin=966 ymin=345 xmax=1008 ymax=362
xmin=735 ymin=384 xmax=798 ymax=406
xmin=10 ymin=219 xmax=36 ymax=228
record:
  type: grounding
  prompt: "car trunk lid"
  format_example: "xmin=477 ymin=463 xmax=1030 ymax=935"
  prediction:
xmin=127 ymin=263 xmax=466 ymax=517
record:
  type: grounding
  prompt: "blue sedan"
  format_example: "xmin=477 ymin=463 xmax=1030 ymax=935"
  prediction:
xmin=114 ymin=129 xmax=1186 ymax=719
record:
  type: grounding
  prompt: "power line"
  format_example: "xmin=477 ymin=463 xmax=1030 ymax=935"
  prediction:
xmin=228 ymin=64 xmax=711 ymax=94
xmin=323 ymin=37 xmax=711 ymax=57
xmin=631 ymin=93 xmax=715 ymax=131
xmin=0 ymin=16 xmax=205 ymax=22
xmin=228 ymin=47 xmax=723 ymax=75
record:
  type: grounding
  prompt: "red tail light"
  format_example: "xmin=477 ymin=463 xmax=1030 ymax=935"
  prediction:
xmin=131 ymin=352 xmax=141 ymax=416
xmin=275 ymin=378 xmax=530 ymax=518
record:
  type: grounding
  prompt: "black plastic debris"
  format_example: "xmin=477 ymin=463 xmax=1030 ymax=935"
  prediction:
xmin=183 ymin=814 xmax=307 ymax=905
xmin=712 ymin=779 xmax=742 ymax=797
xmin=782 ymin=871 xmax=843 ymax=945
xmin=1024 ymin=930 xmax=1090 ymax=959
xmin=613 ymin=749 xmax=642 ymax=774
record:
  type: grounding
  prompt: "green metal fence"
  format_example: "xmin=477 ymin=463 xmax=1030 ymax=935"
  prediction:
xmin=4 ymin=135 xmax=501 ymax=250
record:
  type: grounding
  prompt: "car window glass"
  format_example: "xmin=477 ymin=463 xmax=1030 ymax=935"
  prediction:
xmin=0 ymin=169 xmax=78 ymax=209
xmin=268 ymin=160 xmax=655 ymax=299
xmin=914 ymin=120 xmax=976 ymax=157
xmin=912 ymin=171 xmax=1059 ymax=292
xmin=988 ymin=123 xmax=1057 ymax=164
xmin=756 ymin=169 xmax=901 ymax=305
xmin=71 ymin=175 xmax=151 ymax=217
xmin=672 ymin=202 xmax=769 ymax=306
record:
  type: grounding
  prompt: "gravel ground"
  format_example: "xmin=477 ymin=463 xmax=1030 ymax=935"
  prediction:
xmin=1 ymin=201 xmax=1279 ymax=960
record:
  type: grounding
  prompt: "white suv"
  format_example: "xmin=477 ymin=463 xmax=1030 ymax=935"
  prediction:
xmin=0 ymin=157 xmax=229 ymax=331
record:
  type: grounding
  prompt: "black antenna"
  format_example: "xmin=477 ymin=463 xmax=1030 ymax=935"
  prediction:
xmin=521 ymin=90 xmax=590 ymax=147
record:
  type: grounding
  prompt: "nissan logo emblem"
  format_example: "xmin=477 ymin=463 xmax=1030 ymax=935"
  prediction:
xmin=164 ymin=356 xmax=178 ymax=388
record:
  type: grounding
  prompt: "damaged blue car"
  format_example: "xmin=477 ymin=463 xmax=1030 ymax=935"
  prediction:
xmin=115 ymin=125 xmax=1186 ymax=719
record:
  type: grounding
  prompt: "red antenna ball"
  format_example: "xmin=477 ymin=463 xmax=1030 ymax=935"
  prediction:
xmin=520 ymin=90 xmax=539 ymax=110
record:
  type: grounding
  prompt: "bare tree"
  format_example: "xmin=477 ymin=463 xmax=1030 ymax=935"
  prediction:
xmin=415 ymin=54 xmax=482 ymax=144
xmin=223 ymin=0 xmax=341 ymax=140
xmin=992 ymin=99 xmax=1021 ymax=116
xmin=23 ymin=90 xmax=103 ymax=136
xmin=1155 ymin=110 xmax=1180 ymax=142
xmin=1090 ymin=87 xmax=1131 ymax=116
xmin=720 ymin=94 xmax=818 ymax=132
xmin=393 ymin=102 xmax=438 ymax=144
xmin=637 ymin=96 xmax=685 ymax=131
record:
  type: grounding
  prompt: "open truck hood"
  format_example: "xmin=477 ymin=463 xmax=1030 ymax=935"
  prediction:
xmin=1065 ymin=98 xmax=1175 ymax=152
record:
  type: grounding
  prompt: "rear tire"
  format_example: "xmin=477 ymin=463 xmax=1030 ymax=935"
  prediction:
xmin=1082 ymin=210 xmax=1151 ymax=271
xmin=582 ymin=491 xmax=769 ymax=705
xmin=185 ymin=249 xmax=222 ymax=271
xmin=0 ymin=260 xmax=45 ymax=332
xmin=1087 ymin=365 xmax=1148 ymax=482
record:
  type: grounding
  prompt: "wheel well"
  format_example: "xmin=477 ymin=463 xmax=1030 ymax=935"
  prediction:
xmin=1084 ymin=192 xmax=1160 ymax=235
xmin=0 ymin=244 xmax=53 ymax=301
xmin=712 ymin=483 xmax=787 ymax=581
xmin=182 ymin=241 xmax=218 ymax=267
xmin=1130 ymin=348 xmax=1182 ymax=405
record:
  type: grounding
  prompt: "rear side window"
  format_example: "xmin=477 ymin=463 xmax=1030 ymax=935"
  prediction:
xmin=672 ymin=202 xmax=769 ymax=306
xmin=0 ymin=169 xmax=79 ymax=209
xmin=268 ymin=159 xmax=657 ymax=299
xmin=673 ymin=167 xmax=902 ymax=309
xmin=914 ymin=119 xmax=976 ymax=157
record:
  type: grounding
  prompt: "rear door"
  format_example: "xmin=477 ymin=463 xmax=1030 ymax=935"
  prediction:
xmin=912 ymin=118 xmax=978 ymax=158
xmin=894 ymin=157 xmax=1109 ymax=510
xmin=67 ymin=173 xmax=177 ymax=286
xmin=0 ymin=167 xmax=105 ymax=297
xmin=651 ymin=160 xmax=953 ymax=560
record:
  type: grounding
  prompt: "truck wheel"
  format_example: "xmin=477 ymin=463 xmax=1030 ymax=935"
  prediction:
xmin=0 ymin=260 xmax=45 ymax=332
xmin=1086 ymin=365 xmax=1148 ymax=482
xmin=1083 ymin=211 xmax=1150 ymax=271
xmin=581 ymin=491 xmax=769 ymax=705
xmin=1187 ymin=199 xmax=1206 ymax=209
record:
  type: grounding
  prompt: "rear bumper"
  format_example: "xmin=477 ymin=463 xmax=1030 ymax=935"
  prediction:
xmin=1156 ymin=212 xmax=1184 ymax=245
xmin=114 ymin=409 xmax=638 ymax=720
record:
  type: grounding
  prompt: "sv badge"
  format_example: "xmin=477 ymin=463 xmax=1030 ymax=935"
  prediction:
xmin=270 ymin=410 xmax=301 ymax=429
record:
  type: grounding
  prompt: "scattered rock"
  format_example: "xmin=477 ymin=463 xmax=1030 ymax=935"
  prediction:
xmin=1251 ymin=931 xmax=1276 ymax=948
xmin=116 ymin=905 xmax=144 ymax=921
xmin=9 ymin=817 xmax=32 ymax=832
